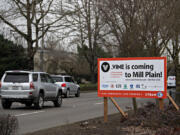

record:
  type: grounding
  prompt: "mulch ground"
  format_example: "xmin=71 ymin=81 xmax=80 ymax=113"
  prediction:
xmin=26 ymin=103 xmax=180 ymax=135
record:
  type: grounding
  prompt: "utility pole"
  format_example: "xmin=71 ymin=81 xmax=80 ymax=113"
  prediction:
xmin=40 ymin=10 xmax=44 ymax=72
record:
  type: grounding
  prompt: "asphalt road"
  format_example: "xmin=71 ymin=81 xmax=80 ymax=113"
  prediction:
xmin=0 ymin=92 xmax=168 ymax=135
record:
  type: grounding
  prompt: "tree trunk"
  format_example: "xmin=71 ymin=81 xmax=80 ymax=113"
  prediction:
xmin=27 ymin=40 xmax=34 ymax=70
xmin=27 ymin=52 xmax=34 ymax=70
xmin=90 ymin=70 xmax=96 ymax=84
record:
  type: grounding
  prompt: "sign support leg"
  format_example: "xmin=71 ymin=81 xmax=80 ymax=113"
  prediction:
xmin=167 ymin=93 xmax=179 ymax=110
xmin=104 ymin=97 xmax=108 ymax=122
xmin=110 ymin=97 xmax=128 ymax=118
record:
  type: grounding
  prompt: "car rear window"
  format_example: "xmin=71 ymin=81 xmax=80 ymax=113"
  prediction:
xmin=52 ymin=77 xmax=63 ymax=82
xmin=4 ymin=73 xmax=29 ymax=83
xmin=65 ymin=77 xmax=71 ymax=82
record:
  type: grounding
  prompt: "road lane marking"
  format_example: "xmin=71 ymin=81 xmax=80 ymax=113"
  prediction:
xmin=94 ymin=102 xmax=103 ymax=105
xmin=15 ymin=111 xmax=45 ymax=117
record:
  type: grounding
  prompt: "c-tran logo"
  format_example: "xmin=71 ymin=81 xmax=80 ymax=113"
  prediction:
xmin=157 ymin=92 xmax=163 ymax=98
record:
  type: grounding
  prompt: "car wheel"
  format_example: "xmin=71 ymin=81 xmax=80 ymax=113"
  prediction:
xmin=65 ymin=90 xmax=70 ymax=98
xmin=25 ymin=102 xmax=33 ymax=107
xmin=2 ymin=99 xmax=12 ymax=109
xmin=34 ymin=93 xmax=44 ymax=109
xmin=75 ymin=89 xmax=80 ymax=97
xmin=53 ymin=92 xmax=62 ymax=107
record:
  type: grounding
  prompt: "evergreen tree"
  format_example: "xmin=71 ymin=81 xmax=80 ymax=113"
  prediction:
xmin=0 ymin=35 xmax=28 ymax=78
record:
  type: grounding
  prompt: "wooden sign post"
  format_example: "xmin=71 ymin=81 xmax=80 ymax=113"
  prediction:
xmin=103 ymin=97 xmax=127 ymax=123
xmin=104 ymin=97 xmax=108 ymax=122
xmin=159 ymin=99 xmax=164 ymax=110
xmin=159 ymin=93 xmax=180 ymax=111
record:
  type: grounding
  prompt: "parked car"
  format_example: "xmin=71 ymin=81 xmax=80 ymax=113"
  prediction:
xmin=51 ymin=75 xmax=80 ymax=98
xmin=167 ymin=76 xmax=176 ymax=88
xmin=0 ymin=70 xmax=62 ymax=109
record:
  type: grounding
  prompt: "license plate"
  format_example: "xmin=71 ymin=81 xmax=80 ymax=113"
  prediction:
xmin=12 ymin=86 xmax=21 ymax=90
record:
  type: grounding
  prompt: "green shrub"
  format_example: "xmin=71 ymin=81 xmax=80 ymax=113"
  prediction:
xmin=80 ymin=83 xmax=97 ymax=91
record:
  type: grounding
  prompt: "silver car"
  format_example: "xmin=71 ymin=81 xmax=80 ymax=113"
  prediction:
xmin=51 ymin=75 xmax=80 ymax=98
xmin=0 ymin=71 xmax=62 ymax=109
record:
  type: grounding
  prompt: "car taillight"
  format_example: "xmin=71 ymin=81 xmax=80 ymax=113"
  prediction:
xmin=30 ymin=82 xmax=35 ymax=89
xmin=61 ymin=83 xmax=66 ymax=87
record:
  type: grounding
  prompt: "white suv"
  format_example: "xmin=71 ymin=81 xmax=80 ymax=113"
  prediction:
xmin=0 ymin=71 xmax=62 ymax=109
xmin=51 ymin=75 xmax=80 ymax=98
